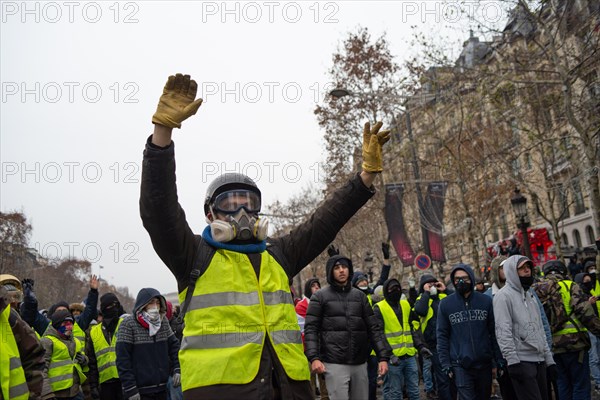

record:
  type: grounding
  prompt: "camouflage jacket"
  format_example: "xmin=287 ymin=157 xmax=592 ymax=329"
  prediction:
xmin=534 ymin=275 xmax=600 ymax=354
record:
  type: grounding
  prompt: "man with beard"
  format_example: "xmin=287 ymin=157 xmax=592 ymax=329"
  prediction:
xmin=437 ymin=264 xmax=501 ymax=400
xmin=493 ymin=255 xmax=556 ymax=400
xmin=86 ymin=293 xmax=125 ymax=400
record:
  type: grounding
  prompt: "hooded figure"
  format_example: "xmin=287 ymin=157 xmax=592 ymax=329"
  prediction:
xmin=304 ymin=255 xmax=391 ymax=399
xmin=116 ymin=288 xmax=181 ymax=400
xmin=304 ymin=278 xmax=321 ymax=299
xmin=436 ymin=264 xmax=501 ymax=400
xmin=493 ymin=255 xmax=555 ymax=398
xmin=486 ymin=255 xmax=508 ymax=297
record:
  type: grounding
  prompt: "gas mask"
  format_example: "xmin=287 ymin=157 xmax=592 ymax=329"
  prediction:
xmin=209 ymin=208 xmax=269 ymax=242
xmin=208 ymin=189 xmax=268 ymax=242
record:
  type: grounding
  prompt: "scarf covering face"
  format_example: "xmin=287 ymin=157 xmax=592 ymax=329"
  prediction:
xmin=138 ymin=310 xmax=162 ymax=336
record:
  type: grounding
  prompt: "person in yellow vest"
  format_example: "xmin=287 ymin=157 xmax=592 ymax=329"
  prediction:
xmin=374 ymin=278 xmax=432 ymax=400
xmin=140 ymin=73 xmax=391 ymax=399
xmin=413 ymin=274 xmax=452 ymax=400
xmin=0 ymin=285 xmax=45 ymax=400
xmin=535 ymin=260 xmax=600 ymax=400
xmin=86 ymin=293 xmax=125 ymax=400
xmin=350 ymin=242 xmax=392 ymax=400
xmin=40 ymin=310 xmax=89 ymax=400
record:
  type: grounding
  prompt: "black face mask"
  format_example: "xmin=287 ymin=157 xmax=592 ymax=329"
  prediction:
xmin=581 ymin=282 xmax=593 ymax=294
xmin=102 ymin=306 xmax=120 ymax=320
xmin=519 ymin=276 xmax=534 ymax=291
xmin=387 ymin=291 xmax=401 ymax=303
xmin=455 ymin=280 xmax=471 ymax=296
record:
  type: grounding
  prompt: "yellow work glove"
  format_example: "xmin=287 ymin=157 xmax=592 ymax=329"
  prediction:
xmin=362 ymin=121 xmax=391 ymax=173
xmin=152 ymin=73 xmax=203 ymax=129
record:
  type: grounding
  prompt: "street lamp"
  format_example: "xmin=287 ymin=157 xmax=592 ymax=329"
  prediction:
xmin=510 ymin=188 xmax=532 ymax=259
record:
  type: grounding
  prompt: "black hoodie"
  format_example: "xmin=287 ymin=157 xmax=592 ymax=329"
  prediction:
xmin=304 ymin=278 xmax=321 ymax=299
xmin=304 ymin=255 xmax=392 ymax=364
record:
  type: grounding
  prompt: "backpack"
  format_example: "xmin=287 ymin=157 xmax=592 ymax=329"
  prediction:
xmin=533 ymin=278 xmax=569 ymax=333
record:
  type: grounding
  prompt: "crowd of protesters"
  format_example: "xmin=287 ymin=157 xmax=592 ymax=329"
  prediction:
xmin=4 ymin=72 xmax=600 ymax=400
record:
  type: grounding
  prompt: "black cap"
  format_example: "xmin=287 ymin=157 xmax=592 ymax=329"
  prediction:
xmin=51 ymin=309 xmax=74 ymax=329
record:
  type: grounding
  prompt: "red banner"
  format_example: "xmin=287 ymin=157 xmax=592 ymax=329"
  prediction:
xmin=385 ymin=184 xmax=416 ymax=266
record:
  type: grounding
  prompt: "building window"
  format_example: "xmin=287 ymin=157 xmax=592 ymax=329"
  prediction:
xmin=573 ymin=229 xmax=582 ymax=248
xmin=573 ymin=180 xmax=585 ymax=215
xmin=558 ymin=184 xmax=570 ymax=219
xmin=512 ymin=158 xmax=520 ymax=177
xmin=561 ymin=233 xmax=569 ymax=246
xmin=586 ymin=226 xmax=596 ymax=245
xmin=525 ymin=153 xmax=532 ymax=170
xmin=500 ymin=213 xmax=509 ymax=238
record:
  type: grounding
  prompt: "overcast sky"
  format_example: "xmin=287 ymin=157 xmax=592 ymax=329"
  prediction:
xmin=1 ymin=1 xmax=509 ymax=298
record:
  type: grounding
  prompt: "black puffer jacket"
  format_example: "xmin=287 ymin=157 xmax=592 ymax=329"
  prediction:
xmin=304 ymin=255 xmax=392 ymax=365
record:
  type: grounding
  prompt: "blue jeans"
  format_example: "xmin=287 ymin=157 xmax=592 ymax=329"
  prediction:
xmin=383 ymin=356 xmax=419 ymax=400
xmin=423 ymin=356 xmax=434 ymax=393
xmin=555 ymin=351 xmax=591 ymax=400
xmin=453 ymin=365 xmax=492 ymax=400
xmin=166 ymin=375 xmax=183 ymax=400
xmin=589 ymin=332 xmax=600 ymax=386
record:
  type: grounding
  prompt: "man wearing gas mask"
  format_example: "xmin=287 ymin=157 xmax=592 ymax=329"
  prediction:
xmin=140 ymin=73 xmax=391 ymax=399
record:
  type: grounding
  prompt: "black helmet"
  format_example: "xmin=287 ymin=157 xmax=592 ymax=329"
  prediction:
xmin=204 ymin=173 xmax=261 ymax=216
xmin=542 ymin=260 xmax=567 ymax=276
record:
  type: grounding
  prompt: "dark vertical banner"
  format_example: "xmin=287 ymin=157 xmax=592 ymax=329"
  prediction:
xmin=423 ymin=182 xmax=448 ymax=262
xmin=385 ymin=184 xmax=415 ymax=266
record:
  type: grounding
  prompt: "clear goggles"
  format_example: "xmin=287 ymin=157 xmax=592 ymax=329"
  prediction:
xmin=212 ymin=190 xmax=261 ymax=214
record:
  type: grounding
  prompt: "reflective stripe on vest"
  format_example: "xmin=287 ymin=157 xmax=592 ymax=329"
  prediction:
xmin=178 ymin=249 xmax=309 ymax=391
xmin=376 ymin=299 xmax=417 ymax=357
xmin=554 ymin=280 xmax=587 ymax=336
xmin=90 ymin=319 xmax=122 ymax=383
xmin=414 ymin=293 xmax=447 ymax=333
xmin=44 ymin=335 xmax=87 ymax=392
xmin=0 ymin=306 xmax=30 ymax=400
xmin=72 ymin=322 xmax=86 ymax=343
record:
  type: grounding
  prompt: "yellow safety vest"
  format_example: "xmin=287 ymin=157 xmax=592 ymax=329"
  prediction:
xmin=590 ymin=279 xmax=600 ymax=316
xmin=0 ymin=306 xmax=30 ymax=400
xmin=72 ymin=322 xmax=86 ymax=343
xmin=178 ymin=249 xmax=309 ymax=391
xmin=44 ymin=335 xmax=87 ymax=392
xmin=89 ymin=319 xmax=122 ymax=383
xmin=554 ymin=280 xmax=587 ymax=336
xmin=376 ymin=299 xmax=418 ymax=357
xmin=414 ymin=293 xmax=447 ymax=333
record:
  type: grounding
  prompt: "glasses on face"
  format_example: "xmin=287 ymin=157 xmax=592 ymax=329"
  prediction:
xmin=212 ymin=190 xmax=261 ymax=214
xmin=454 ymin=276 xmax=471 ymax=284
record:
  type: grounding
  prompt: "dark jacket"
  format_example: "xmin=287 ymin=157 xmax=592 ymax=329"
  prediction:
xmin=304 ymin=255 xmax=392 ymax=365
xmin=373 ymin=279 xmax=427 ymax=354
xmin=139 ymin=137 xmax=375 ymax=399
xmin=21 ymin=286 xmax=98 ymax=337
xmin=436 ymin=264 xmax=501 ymax=370
xmin=413 ymin=274 xmax=448 ymax=346
xmin=116 ymin=288 xmax=180 ymax=398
